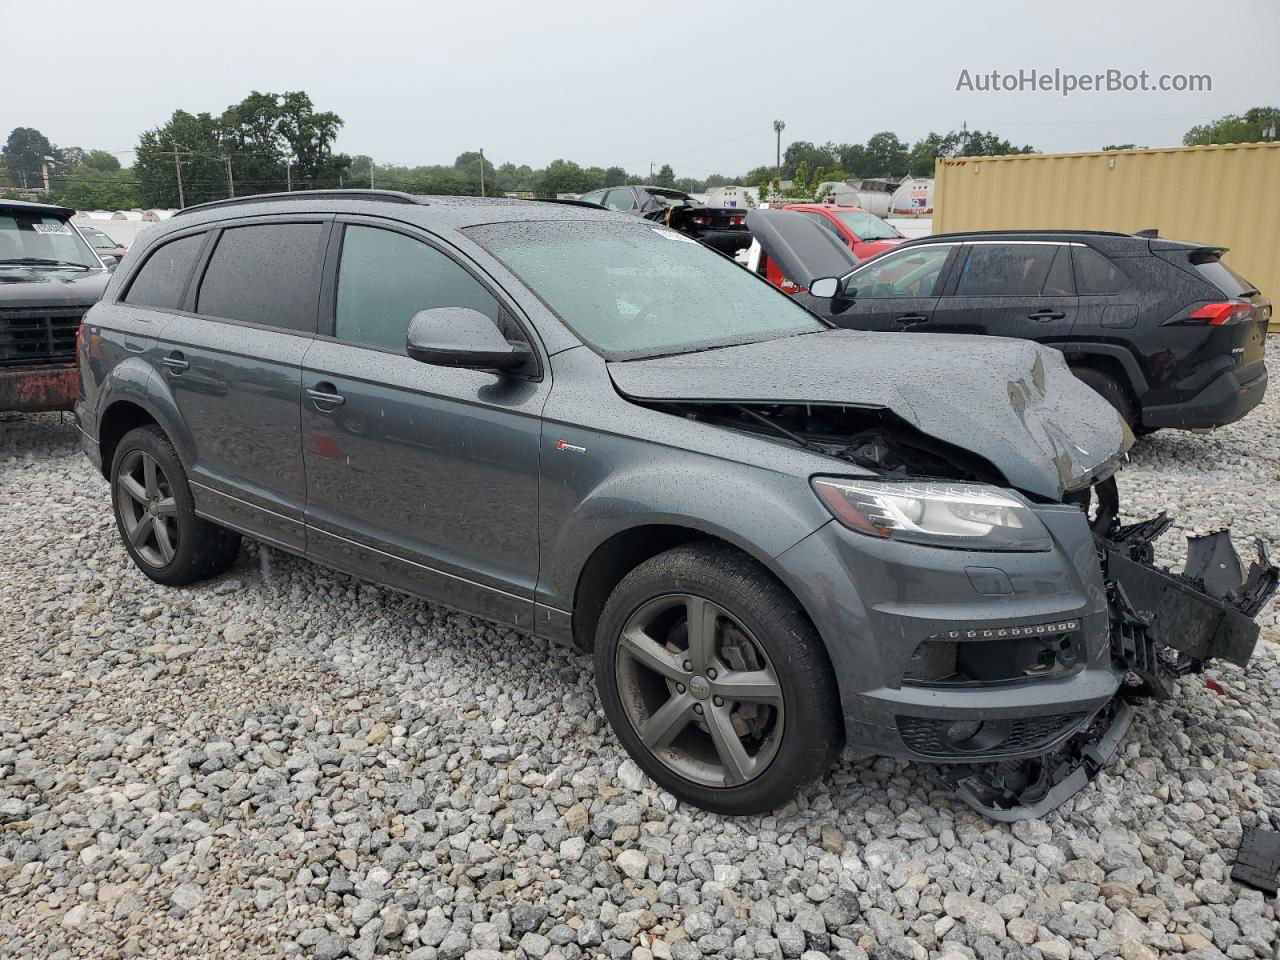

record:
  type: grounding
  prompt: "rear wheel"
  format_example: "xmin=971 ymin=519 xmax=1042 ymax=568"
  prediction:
xmin=110 ymin=426 xmax=240 ymax=585
xmin=594 ymin=542 xmax=841 ymax=815
xmin=1072 ymin=367 xmax=1139 ymax=433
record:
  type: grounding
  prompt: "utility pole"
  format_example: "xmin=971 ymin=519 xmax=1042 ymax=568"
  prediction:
xmin=370 ymin=159 xmax=375 ymax=189
xmin=286 ymin=158 xmax=292 ymax=192
xmin=225 ymin=156 xmax=235 ymax=198
xmin=173 ymin=147 xmax=185 ymax=208
xmin=649 ymin=161 xmax=655 ymax=179
xmin=41 ymin=158 xmax=53 ymax=193
xmin=479 ymin=148 xmax=485 ymax=197
xmin=773 ymin=120 xmax=786 ymax=182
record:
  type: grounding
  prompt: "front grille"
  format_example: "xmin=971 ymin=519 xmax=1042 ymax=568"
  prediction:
xmin=0 ymin=307 xmax=84 ymax=367
xmin=896 ymin=712 xmax=1086 ymax=758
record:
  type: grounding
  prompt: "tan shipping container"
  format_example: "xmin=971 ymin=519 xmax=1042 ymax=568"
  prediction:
xmin=933 ymin=142 xmax=1280 ymax=331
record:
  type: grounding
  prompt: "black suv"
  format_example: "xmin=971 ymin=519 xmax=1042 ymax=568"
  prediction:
xmin=749 ymin=211 xmax=1271 ymax=433
xmin=577 ymin=185 xmax=751 ymax=255
xmin=76 ymin=191 xmax=1274 ymax=817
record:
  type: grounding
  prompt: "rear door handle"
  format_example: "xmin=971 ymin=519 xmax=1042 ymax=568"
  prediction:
xmin=307 ymin=384 xmax=345 ymax=409
xmin=161 ymin=352 xmax=189 ymax=372
xmin=1029 ymin=309 xmax=1066 ymax=321
xmin=895 ymin=314 xmax=929 ymax=326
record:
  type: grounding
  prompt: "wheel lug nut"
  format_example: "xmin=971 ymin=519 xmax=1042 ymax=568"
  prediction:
xmin=713 ymin=696 xmax=724 ymax=707
xmin=693 ymin=704 xmax=703 ymax=715
xmin=676 ymin=684 xmax=685 ymax=694
xmin=707 ymin=668 xmax=717 ymax=679
xmin=682 ymin=660 xmax=692 ymax=671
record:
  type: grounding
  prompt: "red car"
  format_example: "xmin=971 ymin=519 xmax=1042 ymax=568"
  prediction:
xmin=758 ymin=203 xmax=906 ymax=292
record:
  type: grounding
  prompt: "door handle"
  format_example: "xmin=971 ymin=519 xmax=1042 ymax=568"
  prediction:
xmin=1028 ymin=309 xmax=1066 ymax=321
xmin=161 ymin=352 xmax=189 ymax=372
xmin=895 ymin=314 xmax=929 ymax=326
xmin=307 ymin=384 xmax=345 ymax=409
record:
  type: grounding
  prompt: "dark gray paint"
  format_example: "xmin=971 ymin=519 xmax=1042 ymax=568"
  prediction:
xmin=77 ymin=192 xmax=1154 ymax=763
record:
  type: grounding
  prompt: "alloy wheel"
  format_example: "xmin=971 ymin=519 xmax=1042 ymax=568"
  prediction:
xmin=614 ymin=593 xmax=785 ymax=787
xmin=115 ymin=450 xmax=179 ymax=568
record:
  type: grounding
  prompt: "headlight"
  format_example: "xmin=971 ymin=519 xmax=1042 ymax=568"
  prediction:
xmin=812 ymin=478 xmax=1053 ymax=551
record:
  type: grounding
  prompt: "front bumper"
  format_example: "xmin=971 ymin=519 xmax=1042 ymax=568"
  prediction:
xmin=777 ymin=502 xmax=1121 ymax=764
xmin=1142 ymin=363 xmax=1267 ymax=430
xmin=779 ymin=497 xmax=1277 ymax=771
xmin=0 ymin=363 xmax=77 ymax=413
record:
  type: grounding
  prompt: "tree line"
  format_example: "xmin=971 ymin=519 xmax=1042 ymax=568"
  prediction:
xmin=3 ymin=97 xmax=1277 ymax=211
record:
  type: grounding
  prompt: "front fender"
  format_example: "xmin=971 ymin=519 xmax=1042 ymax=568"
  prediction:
xmin=538 ymin=452 xmax=831 ymax=612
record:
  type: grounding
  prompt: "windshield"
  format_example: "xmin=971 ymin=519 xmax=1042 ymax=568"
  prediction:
xmin=649 ymin=191 xmax=693 ymax=208
xmin=835 ymin=210 xmax=902 ymax=240
xmin=468 ymin=220 xmax=825 ymax=358
xmin=0 ymin=212 xmax=102 ymax=268
xmin=83 ymin=230 xmax=118 ymax=249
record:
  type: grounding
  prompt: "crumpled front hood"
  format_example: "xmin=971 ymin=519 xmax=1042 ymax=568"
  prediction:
xmin=608 ymin=329 xmax=1132 ymax=500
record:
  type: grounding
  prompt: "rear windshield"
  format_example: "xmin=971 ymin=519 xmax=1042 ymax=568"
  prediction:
xmin=1195 ymin=258 xmax=1257 ymax=298
xmin=834 ymin=210 xmax=902 ymax=240
xmin=467 ymin=220 xmax=824 ymax=358
xmin=0 ymin=211 xmax=101 ymax=269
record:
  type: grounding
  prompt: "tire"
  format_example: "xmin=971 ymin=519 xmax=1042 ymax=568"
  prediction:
xmin=1071 ymin=367 xmax=1139 ymax=433
xmin=110 ymin=425 xmax=240 ymax=585
xmin=594 ymin=541 xmax=841 ymax=815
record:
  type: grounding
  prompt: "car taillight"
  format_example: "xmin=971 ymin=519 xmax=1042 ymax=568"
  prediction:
xmin=729 ymin=215 xmax=744 ymax=227
xmin=1179 ymin=300 xmax=1255 ymax=325
xmin=76 ymin=321 xmax=85 ymax=356
xmin=691 ymin=216 xmax=711 ymax=226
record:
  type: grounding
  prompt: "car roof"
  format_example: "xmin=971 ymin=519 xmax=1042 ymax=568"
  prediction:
xmin=896 ymin=228 xmax=1151 ymax=255
xmin=163 ymin=189 xmax=630 ymax=233
xmin=782 ymin=203 xmax=868 ymax=213
xmin=0 ymin=198 xmax=75 ymax=218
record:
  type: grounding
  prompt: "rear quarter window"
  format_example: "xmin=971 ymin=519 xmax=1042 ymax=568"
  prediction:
xmin=123 ymin=233 xmax=206 ymax=310
xmin=196 ymin=223 xmax=326 ymax=331
xmin=1072 ymin=246 xmax=1129 ymax=295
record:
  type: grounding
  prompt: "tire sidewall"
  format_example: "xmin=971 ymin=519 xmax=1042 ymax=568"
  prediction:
xmin=594 ymin=546 xmax=838 ymax=815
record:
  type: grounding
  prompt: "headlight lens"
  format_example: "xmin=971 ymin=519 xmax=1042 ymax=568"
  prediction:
xmin=812 ymin=478 xmax=1053 ymax=551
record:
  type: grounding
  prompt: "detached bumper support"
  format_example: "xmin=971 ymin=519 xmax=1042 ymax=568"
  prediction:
xmin=953 ymin=517 xmax=1277 ymax=821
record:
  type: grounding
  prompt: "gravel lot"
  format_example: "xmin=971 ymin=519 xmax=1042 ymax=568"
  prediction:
xmin=2 ymin=361 xmax=1279 ymax=960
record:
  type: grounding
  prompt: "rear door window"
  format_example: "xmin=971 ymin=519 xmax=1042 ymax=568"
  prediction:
xmin=580 ymin=189 xmax=608 ymax=205
xmin=334 ymin=225 xmax=503 ymax=352
xmin=954 ymin=244 xmax=1060 ymax=297
xmin=1072 ymin=246 xmax=1129 ymax=295
xmin=196 ymin=222 xmax=326 ymax=331
xmin=123 ymin=233 xmax=206 ymax=310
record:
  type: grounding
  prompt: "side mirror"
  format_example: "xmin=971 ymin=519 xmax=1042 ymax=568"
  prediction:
xmin=405 ymin=307 xmax=531 ymax=372
xmin=101 ymin=255 xmax=119 ymax=271
xmin=809 ymin=276 xmax=839 ymax=299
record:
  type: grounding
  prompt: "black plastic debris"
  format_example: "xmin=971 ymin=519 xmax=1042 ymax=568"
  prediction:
xmin=1232 ymin=828 xmax=1280 ymax=896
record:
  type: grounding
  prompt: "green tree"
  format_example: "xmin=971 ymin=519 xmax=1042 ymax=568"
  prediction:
xmin=54 ymin=166 xmax=139 ymax=210
xmin=652 ymin=164 xmax=676 ymax=187
xmin=782 ymin=141 xmax=838 ymax=180
xmin=81 ymin=150 xmax=122 ymax=173
xmin=135 ymin=110 xmax=227 ymax=207
xmin=861 ymin=132 xmax=909 ymax=177
xmin=604 ymin=165 xmax=628 ymax=186
xmin=1101 ymin=143 xmax=1141 ymax=151
xmin=2 ymin=127 xmax=57 ymax=188
xmin=1183 ymin=106 xmax=1280 ymax=145
xmin=537 ymin=158 xmax=591 ymax=197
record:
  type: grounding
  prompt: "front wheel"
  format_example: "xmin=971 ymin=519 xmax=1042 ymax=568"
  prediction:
xmin=594 ymin=542 xmax=841 ymax=815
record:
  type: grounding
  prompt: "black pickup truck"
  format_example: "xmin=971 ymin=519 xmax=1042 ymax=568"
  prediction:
xmin=1 ymin=200 xmax=111 ymax=412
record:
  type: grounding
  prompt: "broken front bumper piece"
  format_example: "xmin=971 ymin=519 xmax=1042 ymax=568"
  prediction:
xmin=955 ymin=517 xmax=1278 ymax=821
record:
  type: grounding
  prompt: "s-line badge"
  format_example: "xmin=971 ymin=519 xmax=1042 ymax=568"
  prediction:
xmin=556 ymin=439 xmax=586 ymax=453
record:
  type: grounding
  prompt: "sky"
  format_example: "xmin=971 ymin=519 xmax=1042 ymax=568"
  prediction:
xmin=4 ymin=0 xmax=1278 ymax=177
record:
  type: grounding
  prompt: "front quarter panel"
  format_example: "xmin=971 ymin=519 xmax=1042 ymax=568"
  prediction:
xmin=536 ymin=348 xmax=835 ymax=615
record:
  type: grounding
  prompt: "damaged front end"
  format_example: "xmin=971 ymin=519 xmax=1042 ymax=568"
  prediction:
xmin=955 ymin=478 xmax=1278 ymax=820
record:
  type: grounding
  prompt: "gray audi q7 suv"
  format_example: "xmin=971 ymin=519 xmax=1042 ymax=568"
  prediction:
xmin=76 ymin=191 xmax=1276 ymax=817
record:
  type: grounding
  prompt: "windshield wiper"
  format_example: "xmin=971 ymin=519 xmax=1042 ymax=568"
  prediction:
xmin=0 ymin=257 xmax=92 ymax=269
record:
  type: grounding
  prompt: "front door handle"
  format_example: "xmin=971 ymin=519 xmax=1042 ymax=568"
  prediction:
xmin=1029 ymin=309 xmax=1066 ymax=321
xmin=307 ymin=384 xmax=345 ymax=409
xmin=161 ymin=352 xmax=189 ymax=372
xmin=895 ymin=314 xmax=929 ymax=326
